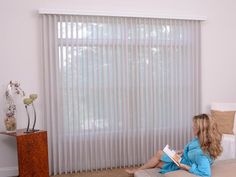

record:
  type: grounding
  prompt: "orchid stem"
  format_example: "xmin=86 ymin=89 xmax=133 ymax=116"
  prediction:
xmin=25 ymin=105 xmax=30 ymax=133
xmin=32 ymin=102 xmax=36 ymax=131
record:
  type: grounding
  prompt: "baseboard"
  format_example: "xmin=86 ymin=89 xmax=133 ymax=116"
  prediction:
xmin=0 ymin=167 xmax=18 ymax=177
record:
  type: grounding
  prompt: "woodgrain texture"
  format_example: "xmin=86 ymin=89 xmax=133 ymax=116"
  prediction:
xmin=16 ymin=131 xmax=49 ymax=177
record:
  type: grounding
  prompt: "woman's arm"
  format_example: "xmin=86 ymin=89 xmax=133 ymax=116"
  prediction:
xmin=183 ymin=155 xmax=211 ymax=177
xmin=179 ymin=163 xmax=190 ymax=171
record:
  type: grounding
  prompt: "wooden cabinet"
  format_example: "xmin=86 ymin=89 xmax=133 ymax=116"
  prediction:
xmin=0 ymin=129 xmax=49 ymax=177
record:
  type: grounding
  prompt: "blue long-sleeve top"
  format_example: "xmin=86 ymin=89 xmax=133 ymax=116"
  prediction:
xmin=160 ymin=137 xmax=213 ymax=177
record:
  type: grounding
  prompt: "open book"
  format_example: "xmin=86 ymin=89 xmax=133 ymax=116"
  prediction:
xmin=163 ymin=144 xmax=182 ymax=166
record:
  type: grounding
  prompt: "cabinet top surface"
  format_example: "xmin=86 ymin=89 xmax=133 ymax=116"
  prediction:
xmin=0 ymin=129 xmax=46 ymax=137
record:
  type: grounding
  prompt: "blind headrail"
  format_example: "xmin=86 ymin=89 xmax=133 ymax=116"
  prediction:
xmin=38 ymin=9 xmax=207 ymax=21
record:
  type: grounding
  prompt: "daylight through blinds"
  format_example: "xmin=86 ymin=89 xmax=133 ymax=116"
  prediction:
xmin=42 ymin=14 xmax=201 ymax=175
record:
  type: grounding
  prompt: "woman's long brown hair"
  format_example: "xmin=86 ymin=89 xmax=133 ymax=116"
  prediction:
xmin=193 ymin=114 xmax=222 ymax=159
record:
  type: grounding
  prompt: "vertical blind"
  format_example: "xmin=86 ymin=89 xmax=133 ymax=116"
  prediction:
xmin=42 ymin=14 xmax=201 ymax=175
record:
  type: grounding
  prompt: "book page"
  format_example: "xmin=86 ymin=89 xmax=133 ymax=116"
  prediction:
xmin=163 ymin=144 xmax=182 ymax=166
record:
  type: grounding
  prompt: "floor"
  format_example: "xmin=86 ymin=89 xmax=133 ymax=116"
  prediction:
xmin=53 ymin=168 xmax=131 ymax=177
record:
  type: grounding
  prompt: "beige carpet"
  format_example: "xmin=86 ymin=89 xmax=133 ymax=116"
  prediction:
xmin=53 ymin=168 xmax=130 ymax=177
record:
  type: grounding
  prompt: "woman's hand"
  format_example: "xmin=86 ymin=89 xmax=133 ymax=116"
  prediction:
xmin=179 ymin=163 xmax=190 ymax=171
xmin=176 ymin=150 xmax=183 ymax=156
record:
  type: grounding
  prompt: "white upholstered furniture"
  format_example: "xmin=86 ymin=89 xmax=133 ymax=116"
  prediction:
xmin=211 ymin=103 xmax=236 ymax=160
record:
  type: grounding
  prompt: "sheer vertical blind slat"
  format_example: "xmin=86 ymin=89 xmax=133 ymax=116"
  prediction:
xmin=42 ymin=14 xmax=201 ymax=175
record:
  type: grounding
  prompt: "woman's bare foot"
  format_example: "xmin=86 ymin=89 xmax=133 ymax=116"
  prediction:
xmin=125 ymin=168 xmax=140 ymax=175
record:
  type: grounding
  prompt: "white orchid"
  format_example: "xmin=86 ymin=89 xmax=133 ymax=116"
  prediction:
xmin=23 ymin=94 xmax=38 ymax=132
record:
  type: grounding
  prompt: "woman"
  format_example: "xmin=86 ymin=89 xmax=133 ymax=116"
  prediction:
xmin=126 ymin=114 xmax=222 ymax=177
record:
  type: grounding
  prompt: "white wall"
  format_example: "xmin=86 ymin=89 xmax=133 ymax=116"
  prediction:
xmin=0 ymin=0 xmax=236 ymax=176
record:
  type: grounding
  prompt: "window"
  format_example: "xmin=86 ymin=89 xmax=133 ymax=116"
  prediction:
xmin=42 ymin=14 xmax=201 ymax=174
